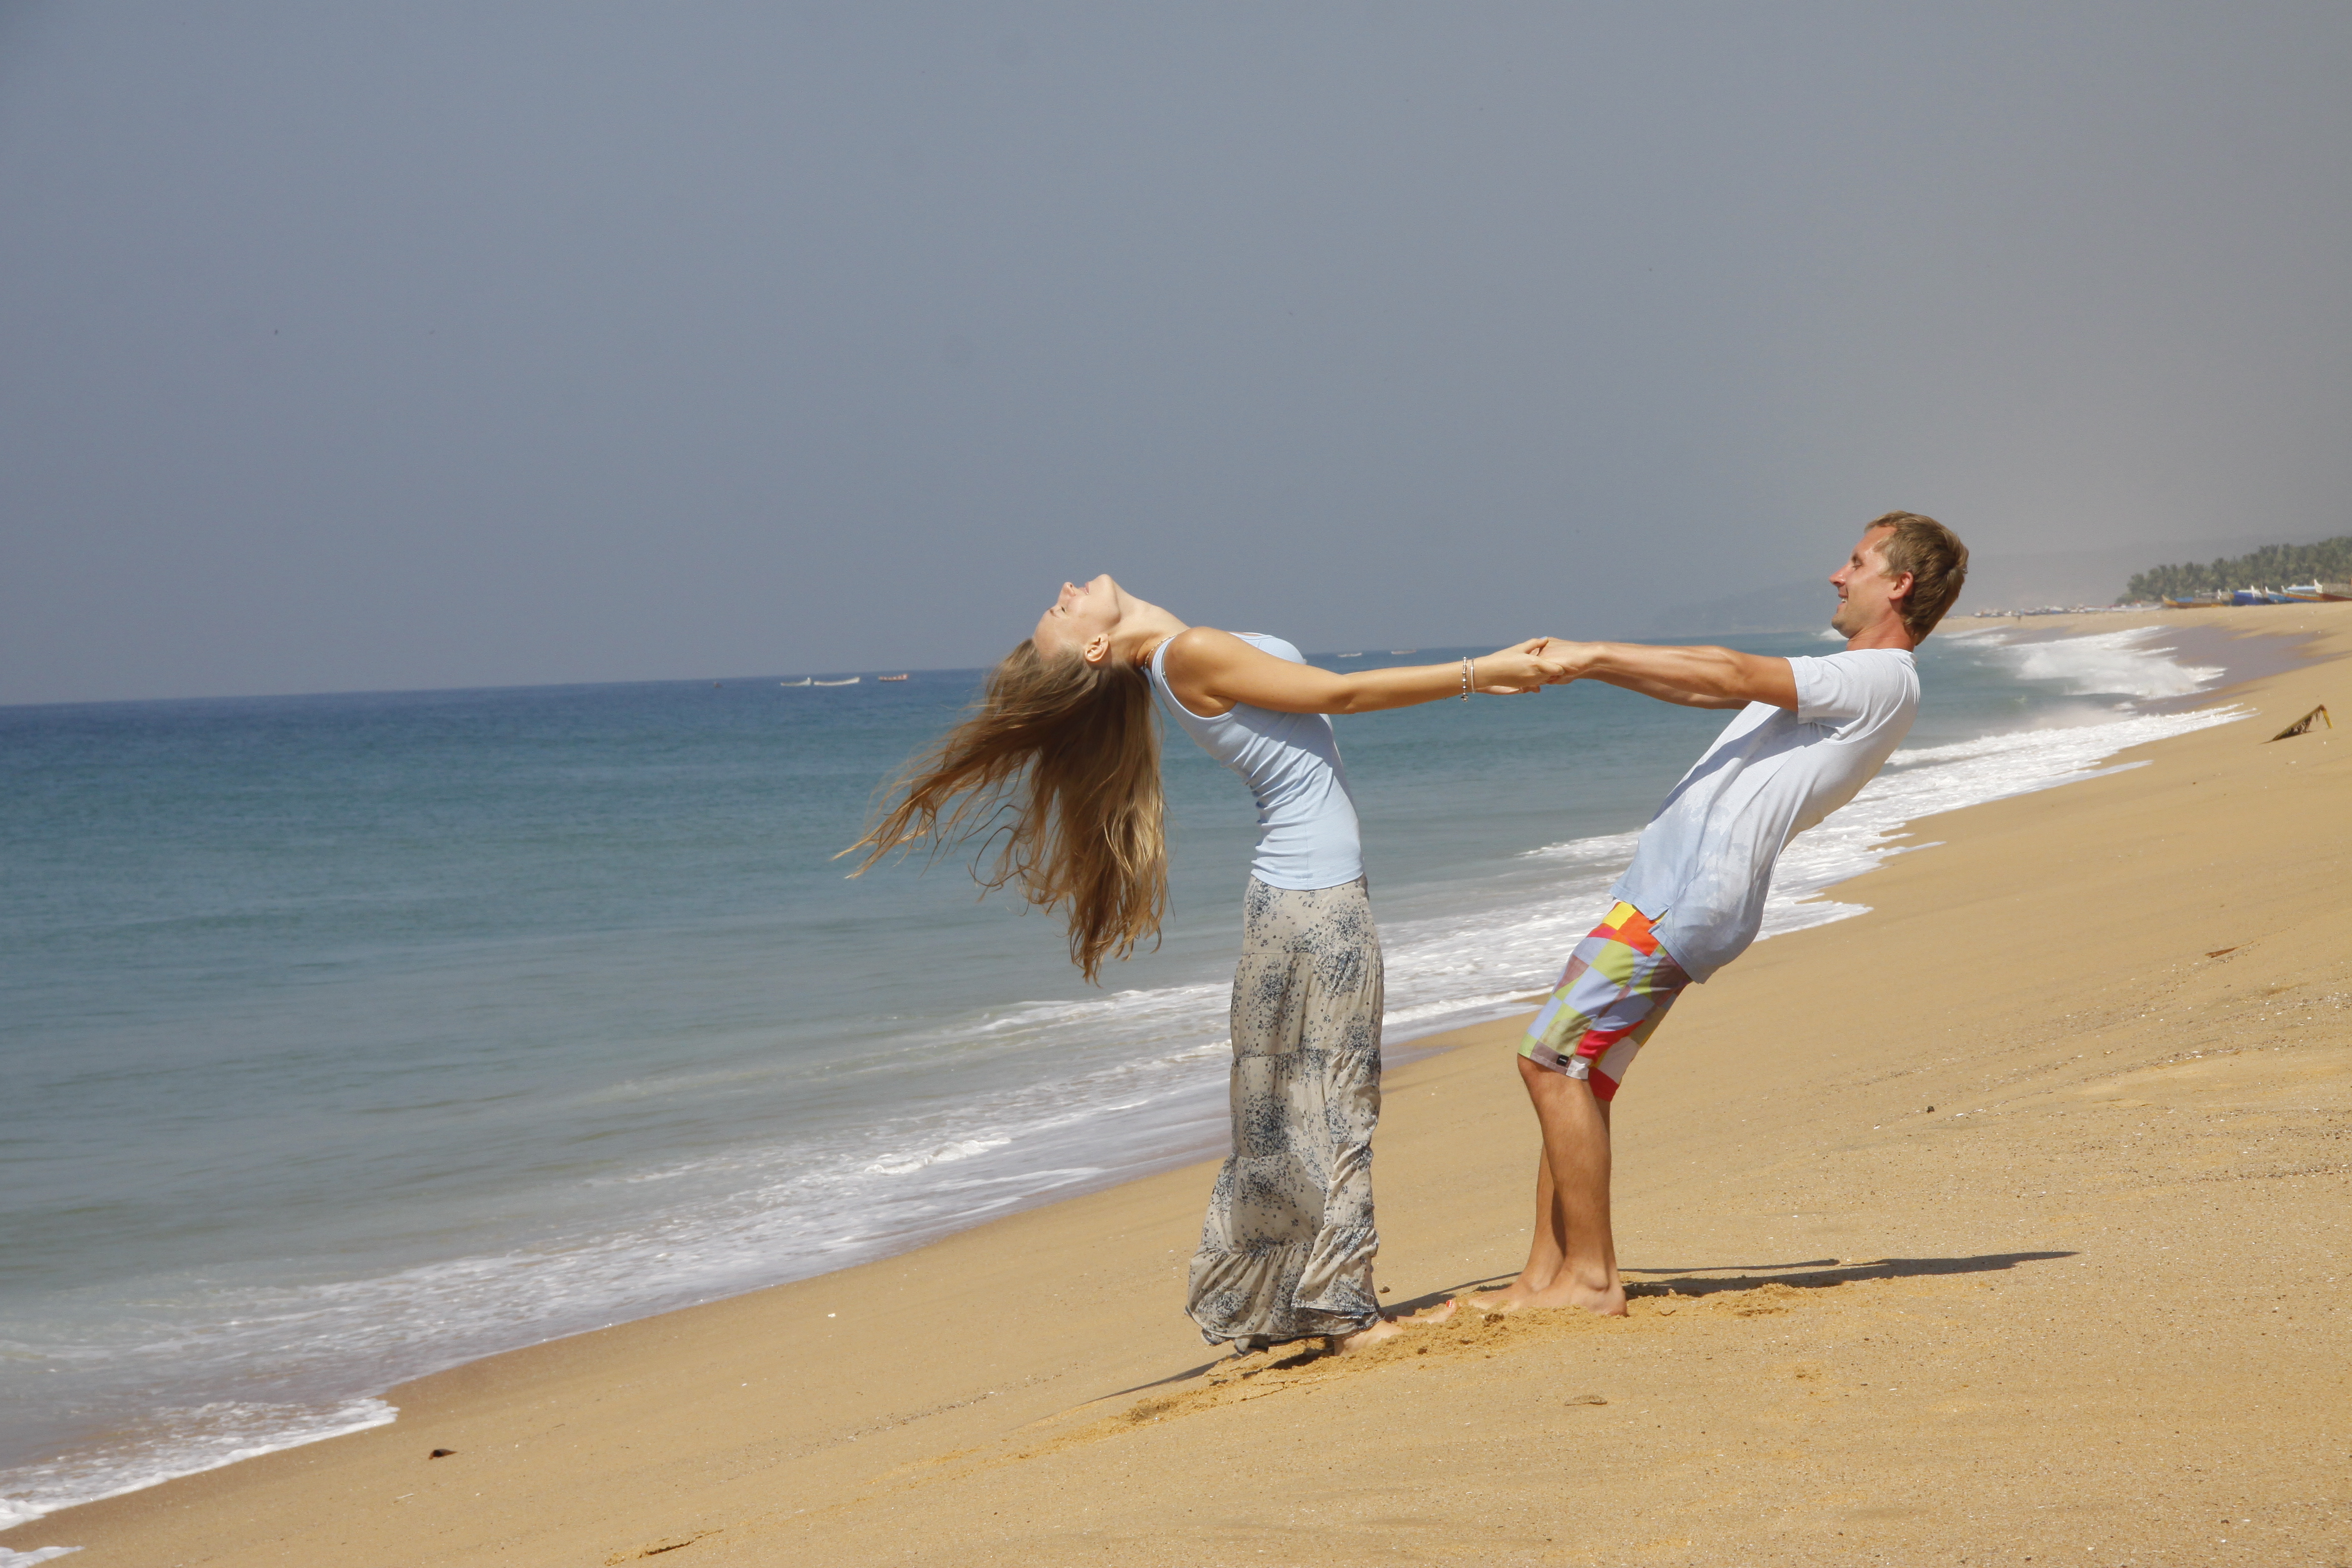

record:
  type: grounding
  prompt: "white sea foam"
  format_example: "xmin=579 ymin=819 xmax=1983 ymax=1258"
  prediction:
xmin=1985 ymin=625 xmax=2224 ymax=701
xmin=0 ymin=628 xmax=2254 ymax=1531
xmin=864 ymin=1136 xmax=1013 ymax=1175
xmin=0 ymin=1548 xmax=81 ymax=1566
xmin=0 ymin=1397 xmax=392 ymax=1535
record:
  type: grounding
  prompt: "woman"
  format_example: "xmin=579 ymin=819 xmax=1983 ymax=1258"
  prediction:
xmin=850 ymin=576 xmax=1559 ymax=1353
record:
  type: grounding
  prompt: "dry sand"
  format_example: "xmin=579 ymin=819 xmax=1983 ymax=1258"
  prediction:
xmin=8 ymin=605 xmax=2348 ymax=1568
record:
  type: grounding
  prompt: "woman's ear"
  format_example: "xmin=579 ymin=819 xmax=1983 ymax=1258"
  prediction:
xmin=1082 ymin=633 xmax=1113 ymax=666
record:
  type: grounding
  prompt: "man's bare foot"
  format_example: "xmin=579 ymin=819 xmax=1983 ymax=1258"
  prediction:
xmin=1506 ymin=1275 xmax=1627 ymax=1316
xmin=1462 ymin=1282 xmax=1536 ymax=1316
xmin=1403 ymin=1298 xmax=1459 ymax=1327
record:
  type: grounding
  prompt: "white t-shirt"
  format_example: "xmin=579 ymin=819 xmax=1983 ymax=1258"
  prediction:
xmin=1609 ymin=648 xmax=1919 ymax=980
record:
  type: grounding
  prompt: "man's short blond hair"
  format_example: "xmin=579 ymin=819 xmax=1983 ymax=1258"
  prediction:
xmin=1866 ymin=512 xmax=1968 ymax=640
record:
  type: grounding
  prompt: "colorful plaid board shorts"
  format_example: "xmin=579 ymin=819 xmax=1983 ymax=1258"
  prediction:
xmin=1518 ymin=902 xmax=1693 ymax=1101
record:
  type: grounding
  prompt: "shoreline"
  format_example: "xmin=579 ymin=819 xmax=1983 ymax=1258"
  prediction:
xmin=7 ymin=603 xmax=2348 ymax=1565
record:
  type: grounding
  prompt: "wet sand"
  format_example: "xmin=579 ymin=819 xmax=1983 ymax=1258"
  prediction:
xmin=8 ymin=603 xmax=2348 ymax=1567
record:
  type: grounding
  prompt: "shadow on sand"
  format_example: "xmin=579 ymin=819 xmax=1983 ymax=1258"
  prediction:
xmin=1101 ymin=1251 xmax=2079 ymax=1400
xmin=1617 ymin=1249 xmax=2078 ymax=1297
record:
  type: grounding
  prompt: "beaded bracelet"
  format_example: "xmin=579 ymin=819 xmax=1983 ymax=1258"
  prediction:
xmin=1459 ymin=656 xmax=1474 ymax=699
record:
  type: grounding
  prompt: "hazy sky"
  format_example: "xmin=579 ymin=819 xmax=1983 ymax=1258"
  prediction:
xmin=5 ymin=4 xmax=2349 ymax=703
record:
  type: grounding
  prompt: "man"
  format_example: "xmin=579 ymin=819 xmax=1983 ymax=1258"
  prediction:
xmin=1479 ymin=512 xmax=1968 ymax=1316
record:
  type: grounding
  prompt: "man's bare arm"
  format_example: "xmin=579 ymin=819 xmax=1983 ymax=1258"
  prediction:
xmin=1542 ymin=641 xmax=1798 ymax=711
xmin=1593 ymin=668 xmax=1752 ymax=710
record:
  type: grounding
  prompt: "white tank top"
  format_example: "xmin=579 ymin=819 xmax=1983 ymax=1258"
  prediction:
xmin=1148 ymin=634 xmax=1364 ymax=890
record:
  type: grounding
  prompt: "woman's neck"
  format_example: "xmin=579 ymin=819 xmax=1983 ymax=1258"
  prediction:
xmin=1112 ymin=602 xmax=1189 ymax=667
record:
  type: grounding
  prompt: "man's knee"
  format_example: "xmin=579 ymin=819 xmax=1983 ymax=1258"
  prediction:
xmin=1516 ymin=1052 xmax=1552 ymax=1093
xmin=1520 ymin=1055 xmax=1598 ymax=1113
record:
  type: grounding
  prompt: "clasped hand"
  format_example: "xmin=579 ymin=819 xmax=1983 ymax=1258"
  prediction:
xmin=1472 ymin=638 xmax=1576 ymax=694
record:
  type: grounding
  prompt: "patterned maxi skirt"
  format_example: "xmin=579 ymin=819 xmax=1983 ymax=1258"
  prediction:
xmin=1184 ymin=876 xmax=1384 ymax=1348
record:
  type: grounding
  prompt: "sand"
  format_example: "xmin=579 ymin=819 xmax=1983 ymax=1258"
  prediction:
xmin=8 ymin=605 xmax=2348 ymax=1567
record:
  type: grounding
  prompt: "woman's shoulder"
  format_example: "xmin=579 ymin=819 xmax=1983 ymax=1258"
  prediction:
xmin=1235 ymin=632 xmax=1304 ymax=663
xmin=1164 ymin=627 xmax=1301 ymax=666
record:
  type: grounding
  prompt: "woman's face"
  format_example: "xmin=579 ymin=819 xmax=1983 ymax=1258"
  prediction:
xmin=1033 ymin=574 xmax=1125 ymax=660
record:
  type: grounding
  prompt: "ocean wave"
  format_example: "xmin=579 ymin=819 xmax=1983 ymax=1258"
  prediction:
xmin=1984 ymin=625 xmax=2224 ymax=700
xmin=1520 ymin=829 xmax=1644 ymax=867
xmin=865 ymin=1136 xmax=1013 ymax=1176
xmin=0 ymin=1397 xmax=393 ymax=1537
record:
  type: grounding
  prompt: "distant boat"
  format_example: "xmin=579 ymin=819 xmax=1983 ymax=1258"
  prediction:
xmin=2162 ymin=596 xmax=2226 ymax=609
xmin=877 ymin=673 xmax=910 ymax=682
xmin=812 ymin=676 xmax=861 ymax=686
xmin=2283 ymin=582 xmax=2352 ymax=602
xmin=2231 ymin=588 xmax=2297 ymax=606
xmin=780 ymin=678 xmax=813 ymax=686
xmin=1338 ymin=652 xmax=1362 ymax=659
xmin=1388 ymin=648 xmax=1417 ymax=655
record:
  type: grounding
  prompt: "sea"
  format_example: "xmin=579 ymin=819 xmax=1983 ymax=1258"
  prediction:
xmin=0 ymin=622 xmax=2248 ymax=1549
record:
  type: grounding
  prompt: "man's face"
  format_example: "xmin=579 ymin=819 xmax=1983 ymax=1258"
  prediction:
xmin=1828 ymin=527 xmax=1909 ymax=638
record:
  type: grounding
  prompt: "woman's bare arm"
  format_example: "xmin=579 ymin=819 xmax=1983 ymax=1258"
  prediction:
xmin=1163 ymin=630 xmax=1562 ymax=717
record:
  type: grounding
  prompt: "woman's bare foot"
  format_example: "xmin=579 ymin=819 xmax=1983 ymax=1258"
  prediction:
xmin=1334 ymin=1297 xmax=1459 ymax=1352
xmin=1333 ymin=1316 xmax=1406 ymax=1353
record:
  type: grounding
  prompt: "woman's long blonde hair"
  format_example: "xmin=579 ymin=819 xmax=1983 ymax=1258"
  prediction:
xmin=844 ymin=639 xmax=1167 ymax=982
